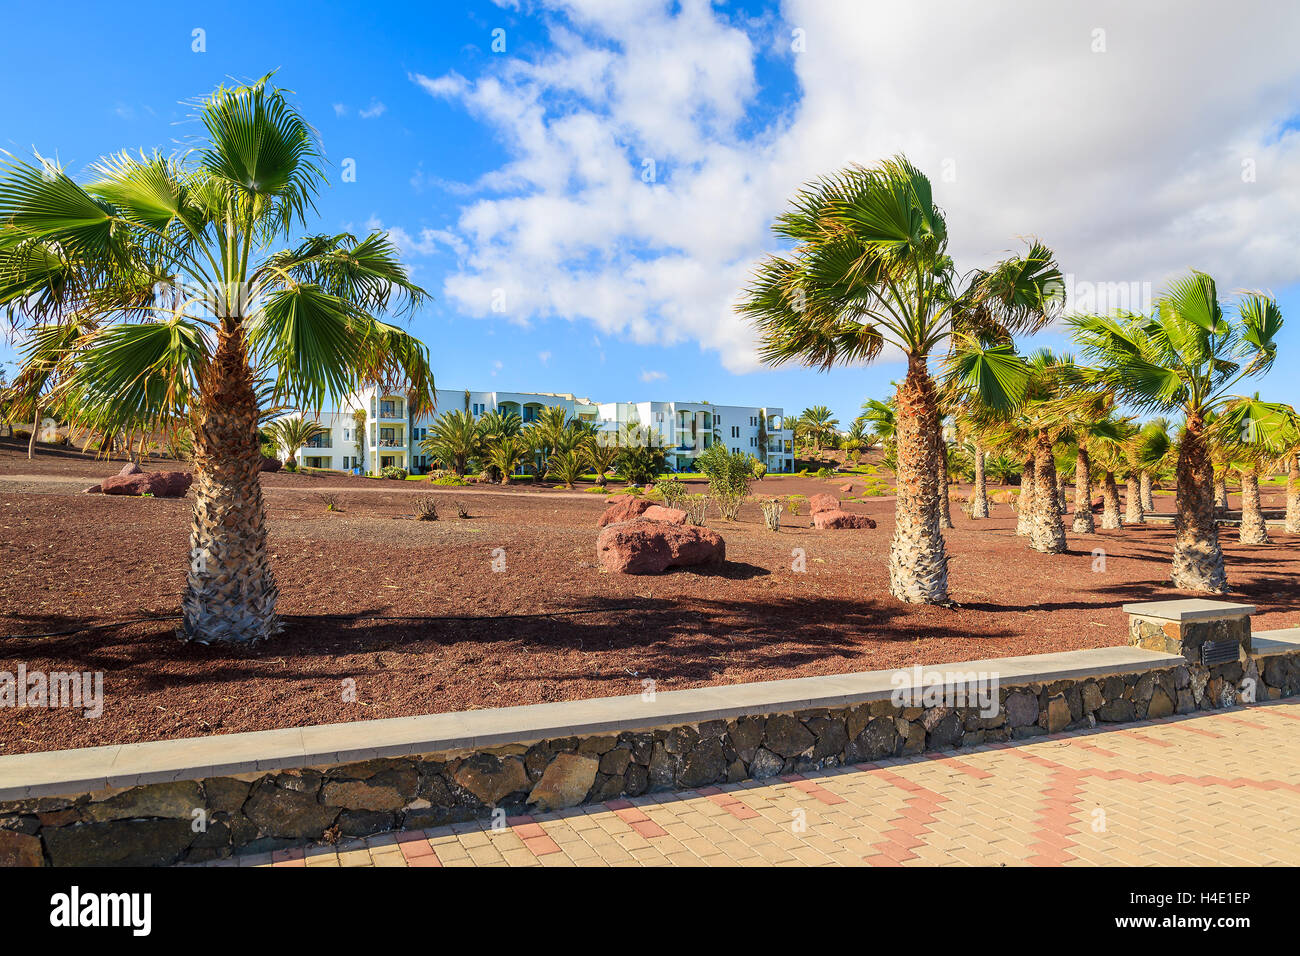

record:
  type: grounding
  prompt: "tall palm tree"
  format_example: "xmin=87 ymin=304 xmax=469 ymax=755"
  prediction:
xmin=739 ymin=156 xmax=1062 ymax=604
xmin=1138 ymin=417 xmax=1173 ymax=512
xmin=1070 ymin=272 xmax=1284 ymax=592
xmin=266 ymin=416 xmax=323 ymax=468
xmin=421 ymin=408 xmax=480 ymax=475
xmin=0 ymin=75 xmax=433 ymax=643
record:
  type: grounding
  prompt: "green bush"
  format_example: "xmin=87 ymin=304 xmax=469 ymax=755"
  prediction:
xmin=614 ymin=443 xmax=667 ymax=486
xmin=654 ymin=477 xmax=688 ymax=509
xmin=697 ymin=444 xmax=751 ymax=521
xmin=431 ymin=474 xmax=468 ymax=486
xmin=283 ymin=460 xmax=298 ymax=473
xmin=381 ymin=466 xmax=408 ymax=480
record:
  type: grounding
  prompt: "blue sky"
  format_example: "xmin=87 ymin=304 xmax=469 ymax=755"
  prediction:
xmin=4 ymin=0 xmax=1300 ymax=426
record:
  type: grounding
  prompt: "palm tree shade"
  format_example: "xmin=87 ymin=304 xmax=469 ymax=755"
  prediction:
xmin=0 ymin=75 xmax=434 ymax=643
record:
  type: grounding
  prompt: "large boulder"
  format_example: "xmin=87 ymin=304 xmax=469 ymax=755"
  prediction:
xmin=641 ymin=505 xmax=688 ymax=525
xmin=597 ymin=519 xmax=725 ymax=574
xmin=598 ymin=497 xmax=653 ymax=527
xmin=100 ymin=470 xmax=192 ymax=498
xmin=260 ymin=456 xmax=283 ymax=473
xmin=808 ymin=493 xmax=840 ymax=515
xmin=813 ymin=509 xmax=876 ymax=529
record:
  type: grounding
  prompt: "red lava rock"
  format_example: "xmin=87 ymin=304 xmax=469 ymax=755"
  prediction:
xmin=813 ymin=509 xmax=877 ymax=530
xmin=597 ymin=497 xmax=653 ymax=527
xmin=100 ymin=471 xmax=193 ymax=498
xmin=641 ymin=505 xmax=688 ymax=525
xmin=839 ymin=483 xmax=855 ymax=493
xmin=597 ymin=518 xmax=725 ymax=574
xmin=809 ymin=493 xmax=840 ymax=515
xmin=260 ymin=456 xmax=283 ymax=473
xmin=84 ymin=484 xmax=102 ymax=494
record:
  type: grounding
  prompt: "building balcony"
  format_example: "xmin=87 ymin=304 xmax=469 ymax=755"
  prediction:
xmin=377 ymin=438 xmax=406 ymax=448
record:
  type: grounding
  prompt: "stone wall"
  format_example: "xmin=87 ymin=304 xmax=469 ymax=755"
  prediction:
xmin=3 ymin=648 xmax=1298 ymax=866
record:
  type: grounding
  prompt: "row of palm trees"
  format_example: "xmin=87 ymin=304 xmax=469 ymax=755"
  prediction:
xmin=420 ymin=404 xmax=609 ymax=486
xmin=738 ymin=155 xmax=1289 ymax=604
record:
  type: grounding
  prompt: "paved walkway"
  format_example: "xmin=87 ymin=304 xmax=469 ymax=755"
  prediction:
xmin=216 ymin=699 xmax=1300 ymax=867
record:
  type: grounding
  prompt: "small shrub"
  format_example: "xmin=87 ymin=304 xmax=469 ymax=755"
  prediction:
xmin=682 ymin=494 xmax=709 ymax=526
xmin=431 ymin=474 xmax=467 ymax=486
xmin=712 ymin=493 xmax=744 ymax=522
xmin=283 ymin=460 xmax=298 ymax=473
xmin=655 ymin=477 xmax=688 ymax=509
xmin=381 ymin=466 xmax=408 ymax=480
xmin=786 ymin=496 xmax=802 ymax=516
xmin=760 ymin=498 xmax=782 ymax=531
xmin=452 ymin=499 xmax=470 ymax=518
xmin=816 ymin=466 xmax=834 ymax=479
xmin=315 ymin=492 xmax=342 ymax=512
xmin=751 ymin=459 xmax=767 ymax=480
xmin=415 ymin=497 xmax=439 ymax=521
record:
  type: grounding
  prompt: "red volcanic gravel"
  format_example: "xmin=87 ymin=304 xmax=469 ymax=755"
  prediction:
xmin=1 ymin=439 xmax=1296 ymax=755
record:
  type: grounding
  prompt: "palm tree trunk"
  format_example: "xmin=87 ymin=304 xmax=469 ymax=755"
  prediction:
xmin=1287 ymin=454 xmax=1300 ymax=534
xmin=1213 ymin=471 xmax=1229 ymax=512
xmin=1125 ymin=475 xmax=1145 ymax=524
xmin=1171 ymin=417 xmax=1227 ymax=593
xmin=1140 ymin=470 xmax=1155 ymax=512
xmin=180 ymin=325 xmax=280 ymax=644
xmin=1031 ymin=432 xmax=1067 ymax=553
xmin=26 ymin=404 xmax=40 ymax=459
xmin=1055 ymin=471 xmax=1068 ymax=514
xmin=1238 ymin=469 xmax=1270 ymax=545
xmin=937 ymin=429 xmax=953 ymax=530
xmin=1072 ymin=445 xmax=1094 ymax=533
xmin=1101 ymin=472 xmax=1122 ymax=529
xmin=887 ymin=356 xmax=949 ymax=604
xmin=1016 ymin=457 xmax=1035 ymax=536
xmin=971 ymin=442 xmax=989 ymax=519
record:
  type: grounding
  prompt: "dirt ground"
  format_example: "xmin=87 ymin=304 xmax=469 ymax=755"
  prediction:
xmin=1 ymin=439 xmax=1296 ymax=755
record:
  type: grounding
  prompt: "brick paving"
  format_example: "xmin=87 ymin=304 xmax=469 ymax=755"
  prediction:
xmin=212 ymin=699 xmax=1300 ymax=867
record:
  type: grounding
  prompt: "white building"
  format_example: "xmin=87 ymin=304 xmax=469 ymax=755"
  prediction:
xmin=595 ymin=400 xmax=794 ymax=474
xmin=276 ymin=386 xmax=793 ymax=475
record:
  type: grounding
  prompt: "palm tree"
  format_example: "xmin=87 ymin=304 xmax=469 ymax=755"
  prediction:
xmin=0 ymin=75 xmax=433 ymax=643
xmin=546 ymin=448 xmax=584 ymax=488
xmin=1071 ymin=272 xmax=1284 ymax=592
xmin=582 ymin=433 xmax=619 ymax=487
xmin=421 ymin=408 xmax=480 ymax=475
xmin=486 ymin=435 xmax=527 ymax=484
xmin=798 ymin=405 xmax=838 ymax=451
xmin=1138 ymin=417 xmax=1173 ymax=511
xmin=266 ymin=416 xmax=323 ymax=468
xmin=858 ymin=398 xmax=897 ymax=451
xmin=739 ymin=156 xmax=1062 ymax=604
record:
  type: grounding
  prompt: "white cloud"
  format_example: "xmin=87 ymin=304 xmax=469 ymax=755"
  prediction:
xmin=364 ymin=217 xmax=466 ymax=259
xmin=332 ymin=103 xmax=347 ymax=117
xmin=360 ymin=100 xmax=387 ymax=119
xmin=640 ymin=369 xmax=666 ymax=382
xmin=404 ymin=0 xmax=1300 ymax=372
xmin=538 ymin=350 xmax=551 ymax=365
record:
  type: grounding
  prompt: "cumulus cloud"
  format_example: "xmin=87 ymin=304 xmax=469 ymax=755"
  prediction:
xmin=405 ymin=0 xmax=1300 ymax=371
xmin=640 ymin=369 xmax=667 ymax=382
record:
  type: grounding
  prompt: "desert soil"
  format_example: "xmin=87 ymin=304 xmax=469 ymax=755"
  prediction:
xmin=1 ymin=439 xmax=1295 ymax=754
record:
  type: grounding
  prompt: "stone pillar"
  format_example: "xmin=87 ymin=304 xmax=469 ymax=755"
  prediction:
xmin=1123 ymin=599 xmax=1255 ymax=665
